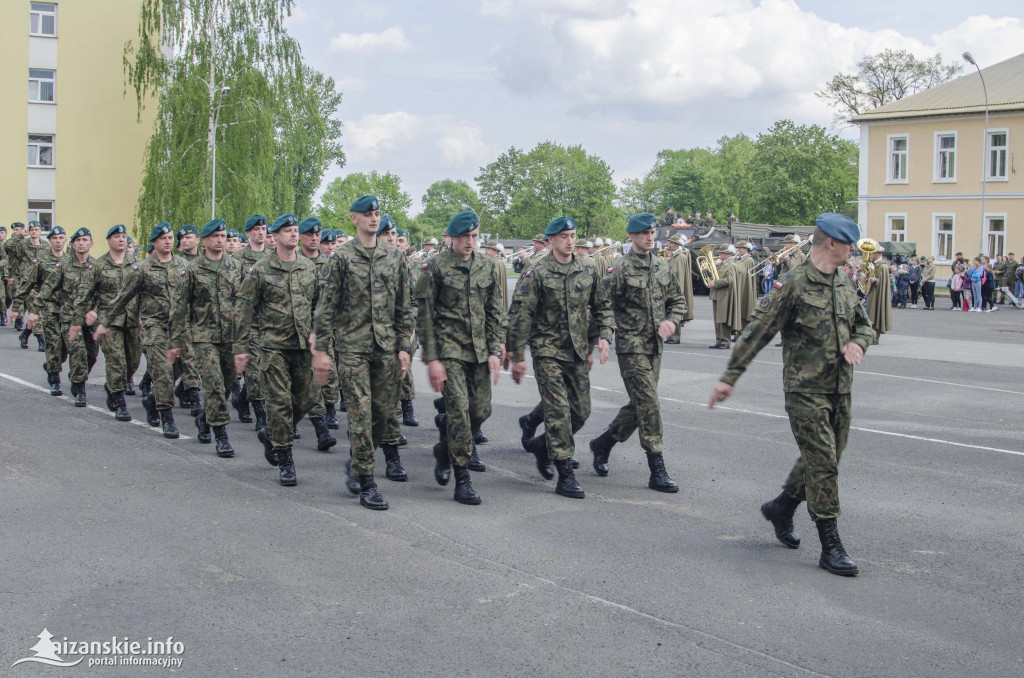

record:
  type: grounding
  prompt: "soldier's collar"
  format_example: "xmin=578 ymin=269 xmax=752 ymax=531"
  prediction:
xmin=805 ymin=260 xmax=838 ymax=285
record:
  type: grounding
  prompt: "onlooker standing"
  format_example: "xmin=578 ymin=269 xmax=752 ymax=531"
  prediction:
xmin=948 ymin=266 xmax=964 ymax=310
xmin=893 ymin=265 xmax=910 ymax=308
xmin=968 ymin=258 xmax=984 ymax=312
xmin=982 ymin=261 xmax=997 ymax=312
xmin=920 ymin=256 xmax=936 ymax=310
xmin=907 ymin=257 xmax=922 ymax=308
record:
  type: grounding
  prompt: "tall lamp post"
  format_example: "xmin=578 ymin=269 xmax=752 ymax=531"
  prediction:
xmin=962 ymin=52 xmax=989 ymax=256
xmin=211 ymin=86 xmax=231 ymax=220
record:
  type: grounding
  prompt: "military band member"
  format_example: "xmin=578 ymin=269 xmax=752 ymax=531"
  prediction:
xmin=709 ymin=213 xmax=874 ymax=577
xmin=664 ymin=233 xmax=694 ymax=344
xmin=775 ymin=234 xmax=806 ymax=278
xmin=732 ymin=241 xmax=757 ymax=331
xmin=861 ymin=246 xmax=891 ymax=344
xmin=17 ymin=226 xmax=68 ymax=393
xmin=232 ymin=214 xmax=270 ymax=427
xmin=707 ymin=245 xmax=736 ymax=349
xmin=514 ymin=233 xmax=547 ymax=274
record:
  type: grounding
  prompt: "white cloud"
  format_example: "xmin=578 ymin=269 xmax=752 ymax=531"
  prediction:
xmin=438 ymin=126 xmax=490 ymax=167
xmin=344 ymin=112 xmax=492 ymax=168
xmin=930 ymin=15 xmax=1024 ymax=68
xmin=343 ymin=111 xmax=424 ymax=161
xmin=329 ymin=26 xmax=410 ymax=53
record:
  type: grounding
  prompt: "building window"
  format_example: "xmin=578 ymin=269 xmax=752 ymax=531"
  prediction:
xmin=30 ymin=3 xmax=57 ymax=36
xmin=985 ymin=216 xmax=1006 ymax=258
xmin=887 ymin=135 xmax=908 ymax=183
xmin=28 ymin=69 xmax=55 ymax=103
xmin=886 ymin=214 xmax=907 ymax=242
xmin=934 ymin=215 xmax=954 ymax=263
xmin=987 ymin=131 xmax=1008 ymax=180
xmin=28 ymin=201 xmax=54 ymax=229
xmin=28 ymin=134 xmax=54 ymax=167
xmin=934 ymin=133 xmax=956 ymax=181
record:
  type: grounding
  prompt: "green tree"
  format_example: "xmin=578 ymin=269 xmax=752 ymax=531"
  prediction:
xmin=418 ymin=180 xmax=483 ymax=239
xmin=616 ymin=176 xmax=659 ymax=216
xmin=475 ymin=147 xmax=526 ymax=235
xmin=318 ymin=171 xmax=413 ymax=230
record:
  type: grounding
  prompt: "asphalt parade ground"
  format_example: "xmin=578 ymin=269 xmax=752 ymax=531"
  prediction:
xmin=1 ymin=294 xmax=1022 ymax=677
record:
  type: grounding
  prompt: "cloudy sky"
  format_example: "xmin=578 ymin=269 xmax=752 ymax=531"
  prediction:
xmin=284 ymin=0 xmax=1024 ymax=213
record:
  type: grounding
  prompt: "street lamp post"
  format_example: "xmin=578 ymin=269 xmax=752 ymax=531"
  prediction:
xmin=962 ymin=52 xmax=989 ymax=256
xmin=211 ymin=86 xmax=231 ymax=220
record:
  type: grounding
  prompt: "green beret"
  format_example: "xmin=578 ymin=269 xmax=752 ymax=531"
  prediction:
xmin=226 ymin=228 xmax=239 ymax=238
xmin=626 ymin=213 xmax=657 ymax=233
xmin=146 ymin=242 xmax=154 ymax=253
xmin=0 ymin=226 xmax=6 ymax=232
xmin=127 ymin=236 xmax=135 ymax=246
xmin=350 ymin=195 xmax=379 ymax=213
xmin=544 ymin=216 xmax=576 ymax=237
xmin=28 ymin=220 xmax=41 ymax=228
xmin=446 ymin=210 xmax=479 ymax=237
xmin=244 ymin=214 xmax=267 ymax=231
xmin=269 ymin=213 xmax=298 ymax=233
xmin=71 ymin=227 xmax=91 ymax=242
xmin=238 ymin=233 xmax=249 ymax=244
xmin=148 ymin=222 xmax=172 ymax=243
xmin=298 ymin=216 xmax=322 ymax=234
xmin=814 ymin=213 xmax=859 ymax=244
xmin=200 ymin=219 xmax=226 ymax=237
xmin=47 ymin=225 xmax=66 ymax=238
xmin=377 ymin=215 xmax=397 ymax=235
xmin=10 ymin=222 xmax=25 ymax=229
xmin=336 ymin=230 xmax=347 ymax=238
xmin=532 ymin=233 xmax=546 ymax=243
xmin=106 ymin=224 xmax=127 ymax=239
xmin=321 ymin=231 xmax=337 ymax=244
xmin=396 ymin=228 xmax=407 ymax=238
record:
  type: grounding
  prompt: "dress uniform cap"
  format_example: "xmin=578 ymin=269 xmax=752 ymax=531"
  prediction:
xmin=71 ymin=227 xmax=91 ymax=242
xmin=106 ymin=224 xmax=127 ymax=239
xmin=814 ymin=213 xmax=859 ymax=244
xmin=349 ymin=194 xmax=379 ymax=213
xmin=200 ymin=218 xmax=227 ymax=237
xmin=782 ymin=233 xmax=800 ymax=243
xmin=545 ymin=216 xmax=576 ymax=236
xmin=484 ymin=240 xmax=501 ymax=251
xmin=668 ymin=233 xmax=687 ymax=246
xmin=446 ymin=210 xmax=479 ymax=237
xmin=244 ymin=214 xmax=267 ymax=231
xmin=424 ymin=237 xmax=439 ymax=246
xmin=377 ymin=215 xmax=397 ymax=235
xmin=269 ymin=213 xmax=298 ymax=233
xmin=714 ymin=243 xmax=732 ymax=255
xmin=532 ymin=233 xmax=546 ymax=243
xmin=47 ymin=225 xmax=66 ymax=238
xmin=626 ymin=212 xmax=657 ymax=233
xmin=298 ymin=216 xmax=322 ymax=234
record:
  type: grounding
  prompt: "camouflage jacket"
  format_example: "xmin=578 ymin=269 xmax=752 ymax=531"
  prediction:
xmin=721 ymin=259 xmax=874 ymax=394
xmin=415 ymin=249 xmax=503 ymax=363
xmin=2 ymin=235 xmax=24 ymax=277
xmin=299 ymin=249 xmax=331 ymax=312
xmin=237 ymin=246 xmax=268 ymax=275
xmin=102 ymin=254 xmax=188 ymax=343
xmin=312 ymin=239 xmax=413 ymax=355
xmin=505 ymin=253 xmax=613 ymax=363
xmin=238 ymin=251 xmax=319 ymax=351
xmin=15 ymin=247 xmax=64 ymax=317
xmin=169 ymin=254 xmax=245 ymax=353
xmin=36 ymin=254 xmax=97 ymax=323
xmin=605 ymin=250 xmax=687 ymax=355
xmin=73 ymin=251 xmax=140 ymax=328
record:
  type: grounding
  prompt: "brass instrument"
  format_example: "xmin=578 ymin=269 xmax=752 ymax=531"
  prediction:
xmin=748 ymin=236 xmax=811 ymax=277
xmin=696 ymin=244 xmax=720 ymax=287
xmin=855 ymin=237 xmax=879 ymax=294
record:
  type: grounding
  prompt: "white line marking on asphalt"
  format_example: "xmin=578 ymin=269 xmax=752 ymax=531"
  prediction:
xmin=0 ymin=372 xmax=192 ymax=440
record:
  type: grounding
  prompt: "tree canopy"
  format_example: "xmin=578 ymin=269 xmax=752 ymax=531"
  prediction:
xmin=317 ymin=171 xmax=413 ymax=231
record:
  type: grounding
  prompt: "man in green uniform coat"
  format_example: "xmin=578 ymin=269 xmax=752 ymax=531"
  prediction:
xmin=664 ymin=233 xmax=694 ymax=344
xmin=709 ymin=213 xmax=875 ymax=577
xmin=860 ymin=247 xmax=891 ymax=344
xmin=18 ymin=226 xmax=68 ymax=393
xmin=589 ymin=213 xmax=686 ymax=491
xmin=232 ymin=215 xmax=270 ymax=427
xmin=707 ymin=245 xmax=736 ymax=349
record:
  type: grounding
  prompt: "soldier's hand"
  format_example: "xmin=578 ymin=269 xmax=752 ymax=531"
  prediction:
xmin=312 ymin=349 xmax=331 ymax=385
xmin=488 ymin=355 xmax=500 ymax=385
xmin=309 ymin=333 xmax=317 ymax=355
xmin=708 ymin=381 xmax=733 ymax=409
xmin=511 ymin=360 xmax=527 ymax=385
xmin=234 ymin=354 xmax=249 ymax=374
xmin=427 ymin=360 xmax=446 ymax=392
xmin=499 ymin=343 xmax=507 ymax=367
xmin=167 ymin=347 xmax=181 ymax=364
xmin=841 ymin=342 xmax=864 ymax=365
xmin=93 ymin=324 xmax=109 ymax=341
xmin=26 ymin=313 xmax=38 ymax=331
xmin=598 ymin=339 xmax=611 ymax=365
xmin=398 ymin=350 xmax=410 ymax=380
xmin=85 ymin=310 xmax=98 ymax=326
xmin=68 ymin=325 xmax=82 ymax=342
xmin=587 ymin=354 xmax=594 ymax=371
xmin=657 ymin=320 xmax=676 ymax=339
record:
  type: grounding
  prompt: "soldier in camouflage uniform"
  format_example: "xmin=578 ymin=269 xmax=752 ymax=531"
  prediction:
xmin=0 ymin=225 xmax=9 ymax=325
xmin=312 ymin=194 xmax=414 ymax=511
xmin=3 ymin=223 xmax=26 ymax=328
xmin=506 ymin=216 xmax=614 ymax=499
xmin=376 ymin=217 xmax=416 ymax=453
xmin=317 ymin=228 xmax=345 ymax=425
xmin=709 ymin=213 xmax=874 ymax=577
xmin=394 ymin=228 xmax=417 ymax=429
xmin=168 ymin=219 xmax=245 ymax=457
xmin=38 ymin=228 xmax=97 ymax=406
xmin=17 ymin=226 xmax=68 ymax=394
xmin=94 ymin=222 xmax=185 ymax=439
xmin=232 ymin=215 xmax=270 ymax=428
xmin=416 ymin=211 xmax=504 ymax=505
xmin=71 ymin=225 xmax=141 ymax=422
xmin=589 ymin=213 xmax=686 ymax=492
xmin=238 ymin=213 xmax=322 ymax=486
xmin=10 ymin=221 xmax=49 ymax=350
xmin=172 ymin=224 xmax=203 ymax=414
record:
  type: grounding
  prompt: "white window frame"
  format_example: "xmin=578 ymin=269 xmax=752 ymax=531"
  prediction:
xmin=28 ymin=69 xmax=55 ymax=103
xmin=28 ymin=134 xmax=55 ymax=167
xmin=886 ymin=134 xmax=909 ymax=184
xmin=933 ymin=131 xmax=957 ymax=182
xmin=933 ymin=213 xmax=955 ymax=264
xmin=29 ymin=3 xmax=57 ymax=37
xmin=986 ymin=129 xmax=1009 ymax=181
xmin=27 ymin=201 xmax=54 ymax=229
xmin=984 ymin=213 xmax=1007 ymax=258
xmin=885 ymin=213 xmax=908 ymax=242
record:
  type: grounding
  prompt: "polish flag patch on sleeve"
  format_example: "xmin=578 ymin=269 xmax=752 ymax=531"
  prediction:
xmin=773 ymin=280 xmax=784 ymax=290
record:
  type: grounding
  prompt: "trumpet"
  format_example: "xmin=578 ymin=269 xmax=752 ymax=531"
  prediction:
xmin=749 ymin=236 xmax=811 ymax=277
xmin=696 ymin=244 xmax=720 ymax=287
xmin=855 ymin=237 xmax=879 ymax=294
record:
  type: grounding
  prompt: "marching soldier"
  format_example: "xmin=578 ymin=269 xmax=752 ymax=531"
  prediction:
xmin=173 ymin=224 xmax=203 ymax=413
xmin=589 ymin=213 xmax=686 ymax=491
xmin=232 ymin=215 xmax=270 ymax=427
xmin=394 ymin=228 xmax=418 ymax=429
xmin=312 ymin=195 xmax=414 ymax=511
xmin=664 ymin=233 xmax=693 ymax=344
xmin=11 ymin=221 xmax=49 ymax=350
xmin=707 ymin=245 xmax=736 ymax=349
xmin=505 ymin=216 xmax=614 ymax=499
xmin=17 ymin=226 xmax=68 ymax=393
xmin=709 ymin=213 xmax=874 ymax=577
xmin=3 ymin=223 xmax=27 ymax=329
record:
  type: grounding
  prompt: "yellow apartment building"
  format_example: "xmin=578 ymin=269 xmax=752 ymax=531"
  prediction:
xmin=853 ymin=52 xmax=1024 ymax=275
xmin=1 ymin=0 xmax=155 ymax=255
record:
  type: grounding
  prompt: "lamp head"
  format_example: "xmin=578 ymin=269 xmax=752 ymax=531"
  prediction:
xmin=220 ymin=86 xmax=231 ymax=98
xmin=962 ymin=52 xmax=976 ymax=66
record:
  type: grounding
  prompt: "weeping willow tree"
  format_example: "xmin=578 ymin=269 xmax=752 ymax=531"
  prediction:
xmin=123 ymin=0 xmax=343 ymax=235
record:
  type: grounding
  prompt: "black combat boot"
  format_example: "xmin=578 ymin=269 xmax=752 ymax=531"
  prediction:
xmin=433 ymin=396 xmax=446 ymax=414
xmin=277 ymin=447 xmax=297 ymax=486
xmin=383 ymin=444 xmax=407 ymax=481
xmin=473 ymin=428 xmax=488 ymax=445
xmin=187 ymin=387 xmax=203 ymax=417
xmin=252 ymin=400 xmax=268 ymax=433
xmin=47 ymin=372 xmax=62 ymax=396
xmin=358 ymin=474 xmax=388 ymax=510
xmin=231 ymin=380 xmax=252 ymax=423
xmin=432 ymin=440 xmax=451 ymax=486
xmin=468 ymin=444 xmax=486 ymax=472
xmin=325 ymin=403 xmax=339 ymax=430
xmin=401 ymin=400 xmax=418 ymax=426
xmin=398 ymin=431 xmax=408 ymax=446
xmin=174 ymin=380 xmax=191 ymax=410
xmin=524 ymin=435 xmax=555 ymax=480
xmin=590 ymin=429 xmax=617 ymax=476
xmin=452 ymin=466 xmax=481 ymax=505
xmin=554 ymin=458 xmax=585 ymax=498
xmin=434 ymin=412 xmax=447 ymax=441
xmin=293 ymin=425 xmax=301 ymax=440
xmin=311 ymin=416 xmax=337 ymax=451
xmin=212 ymin=425 xmax=234 ymax=458
xmin=36 ymin=333 xmax=45 ymax=352
xmin=337 ymin=391 xmax=346 ymax=412
xmin=13 ymin=315 xmax=24 ymax=330
xmin=816 ymin=518 xmax=858 ymax=576
xmin=760 ymin=491 xmax=802 ymax=549
xmin=256 ymin=426 xmax=277 ymax=466
xmin=139 ymin=372 xmax=153 ymax=399
xmin=71 ymin=382 xmax=87 ymax=407
xmin=125 ymin=378 xmax=135 ymax=396
xmin=519 ymin=409 xmax=542 ymax=448
xmin=647 ymin=454 xmax=679 ymax=493
xmin=159 ymin=409 xmax=180 ymax=439
xmin=194 ymin=411 xmax=212 ymax=444
xmin=344 ymin=459 xmax=361 ymax=495
xmin=142 ymin=392 xmax=160 ymax=427
xmin=0 ymin=309 xmax=6 ymax=326
xmin=104 ymin=384 xmax=116 ymax=411
xmin=229 ymin=377 xmax=242 ymax=410
xmin=18 ymin=328 xmax=30 ymax=349
xmin=113 ymin=391 xmax=132 ymax=422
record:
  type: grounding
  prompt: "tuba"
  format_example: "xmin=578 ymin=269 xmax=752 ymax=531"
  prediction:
xmin=856 ymin=237 xmax=879 ymax=294
xmin=696 ymin=244 xmax=720 ymax=288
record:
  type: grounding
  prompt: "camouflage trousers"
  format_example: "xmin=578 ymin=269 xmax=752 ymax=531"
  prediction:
xmin=533 ymin=356 xmax=591 ymax=461
xmin=62 ymin=319 xmax=98 ymax=384
xmin=263 ymin=348 xmax=315 ymax=451
xmin=339 ymin=348 xmax=398 ymax=476
xmin=194 ymin=342 xmax=237 ymax=427
xmin=319 ymin=337 xmax=338 ymax=412
xmin=607 ymin=352 xmax=663 ymax=455
xmin=440 ymin=359 xmax=492 ymax=467
xmin=781 ymin=392 xmax=851 ymax=521
xmin=243 ymin=331 xmax=265 ymax=401
xmin=40 ymin=314 xmax=67 ymax=374
xmin=399 ymin=361 xmax=415 ymax=400
xmin=143 ymin=336 xmax=175 ymax=411
xmin=100 ymin=325 xmax=142 ymax=393
xmin=177 ymin=335 xmax=202 ymax=390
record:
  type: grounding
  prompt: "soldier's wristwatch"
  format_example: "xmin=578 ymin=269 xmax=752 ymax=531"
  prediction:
xmin=399 ymin=346 xmax=411 ymax=354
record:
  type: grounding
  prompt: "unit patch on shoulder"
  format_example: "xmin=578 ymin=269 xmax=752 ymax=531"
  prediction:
xmin=131 ymin=264 xmax=138 ymax=270
xmin=773 ymin=279 xmax=784 ymax=290
xmin=421 ymin=263 xmax=429 ymax=269
xmin=523 ymin=270 xmax=532 ymax=277
xmin=249 ymin=267 xmax=255 ymax=274
xmin=607 ymin=266 xmax=614 ymax=274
